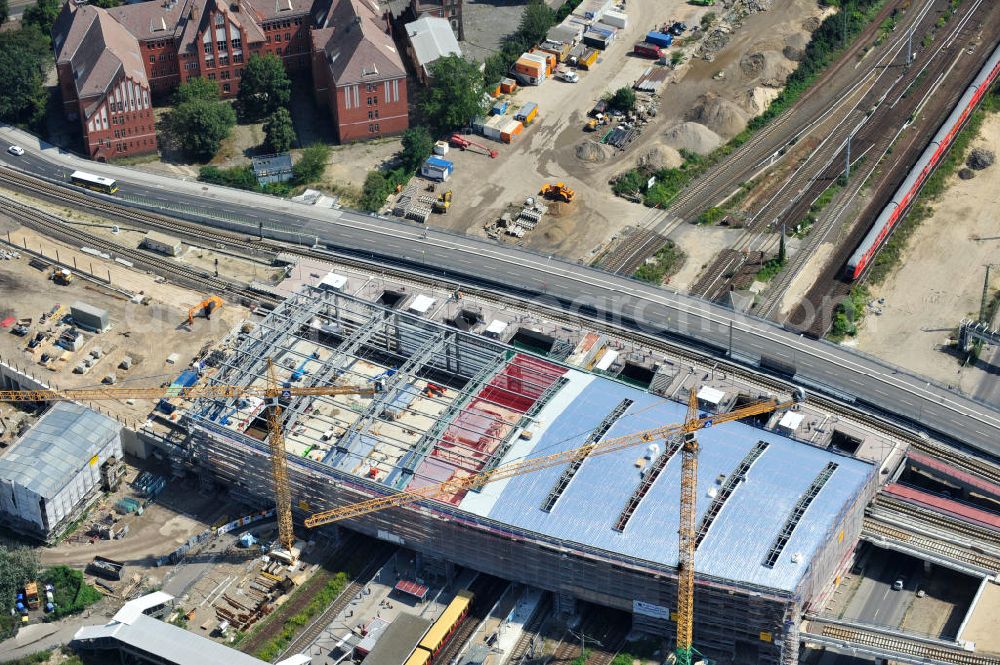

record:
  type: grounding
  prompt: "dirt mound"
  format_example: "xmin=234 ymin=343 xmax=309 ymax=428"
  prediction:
xmin=740 ymin=86 xmax=782 ymax=115
xmin=740 ymin=50 xmax=793 ymax=84
xmin=785 ymin=31 xmax=809 ymax=53
xmin=958 ymin=168 xmax=976 ymax=180
xmin=575 ymin=140 xmax=612 ymax=163
xmin=663 ymin=122 xmax=723 ymax=155
xmin=637 ymin=144 xmax=683 ymax=170
xmin=686 ymin=94 xmax=749 ymax=137
xmin=740 ymin=52 xmax=766 ymax=78
xmin=802 ymin=16 xmax=821 ymax=32
xmin=968 ymin=148 xmax=995 ymax=170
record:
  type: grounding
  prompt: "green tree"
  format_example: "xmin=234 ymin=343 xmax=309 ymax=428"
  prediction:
xmin=292 ymin=143 xmax=330 ymax=184
xmin=0 ymin=26 xmax=51 ymax=126
xmin=607 ymin=86 xmax=636 ymax=113
xmin=168 ymin=97 xmax=236 ymax=160
xmin=359 ymin=170 xmax=390 ymax=212
xmin=420 ymin=55 xmax=487 ymax=134
xmin=237 ymin=53 xmax=291 ymax=121
xmin=0 ymin=546 xmax=40 ymax=612
xmin=22 ymin=0 xmax=61 ymax=39
xmin=0 ymin=0 xmax=9 ymax=26
xmin=400 ymin=126 xmax=433 ymax=173
xmin=173 ymin=76 xmax=220 ymax=105
xmin=263 ymin=107 xmax=296 ymax=153
xmin=92 ymin=0 xmax=122 ymax=7
xmin=516 ymin=0 xmax=555 ymax=47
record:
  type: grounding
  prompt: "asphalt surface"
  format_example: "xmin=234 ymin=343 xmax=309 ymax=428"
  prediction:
xmin=2 ymin=126 xmax=1000 ymax=459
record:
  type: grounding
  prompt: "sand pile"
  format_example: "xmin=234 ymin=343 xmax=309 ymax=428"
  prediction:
xmin=637 ymin=145 xmax=683 ymax=170
xmin=664 ymin=122 xmax=723 ymax=155
xmin=740 ymin=86 xmax=782 ymax=115
xmin=741 ymin=50 xmax=794 ymax=83
xmin=687 ymin=94 xmax=749 ymax=137
xmin=575 ymin=140 xmax=611 ymax=163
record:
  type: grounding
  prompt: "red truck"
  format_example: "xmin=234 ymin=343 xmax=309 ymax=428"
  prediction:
xmin=633 ymin=42 xmax=663 ymax=59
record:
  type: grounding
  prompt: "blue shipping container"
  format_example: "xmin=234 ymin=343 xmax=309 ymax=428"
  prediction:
xmin=646 ymin=31 xmax=672 ymax=48
xmin=491 ymin=101 xmax=509 ymax=115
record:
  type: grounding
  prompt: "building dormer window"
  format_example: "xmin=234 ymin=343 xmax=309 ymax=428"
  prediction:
xmin=214 ymin=12 xmax=224 ymax=25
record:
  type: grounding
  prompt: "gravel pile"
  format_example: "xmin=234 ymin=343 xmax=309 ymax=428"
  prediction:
xmin=967 ymin=148 xmax=995 ymax=170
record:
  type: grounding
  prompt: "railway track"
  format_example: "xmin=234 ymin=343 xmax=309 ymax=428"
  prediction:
xmin=599 ymin=0 xmax=925 ymax=274
xmin=789 ymin=0 xmax=1000 ymax=336
xmin=862 ymin=517 xmax=1000 ymax=573
xmin=871 ymin=493 xmax=1000 ymax=549
xmin=237 ymin=534 xmax=394 ymax=658
xmin=547 ymin=606 xmax=631 ymax=665
xmin=812 ymin=623 xmax=1000 ymax=665
xmin=691 ymin=0 xmax=986 ymax=303
xmin=432 ymin=574 xmax=509 ymax=665
xmin=6 ymin=134 xmax=1000 ymax=544
xmin=276 ymin=538 xmax=396 ymax=659
xmin=0 ymin=186 xmax=282 ymax=309
xmin=507 ymin=593 xmax=552 ymax=664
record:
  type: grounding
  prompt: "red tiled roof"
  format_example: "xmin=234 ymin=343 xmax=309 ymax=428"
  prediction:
xmin=316 ymin=0 xmax=406 ymax=86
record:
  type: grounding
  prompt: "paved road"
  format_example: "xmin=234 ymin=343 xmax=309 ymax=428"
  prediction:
xmin=2 ymin=126 xmax=1000 ymax=459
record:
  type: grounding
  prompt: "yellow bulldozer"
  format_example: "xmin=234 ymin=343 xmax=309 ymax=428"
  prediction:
xmin=539 ymin=182 xmax=575 ymax=203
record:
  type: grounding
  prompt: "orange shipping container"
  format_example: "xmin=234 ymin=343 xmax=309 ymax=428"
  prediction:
xmin=530 ymin=50 xmax=556 ymax=75
xmin=500 ymin=119 xmax=523 ymax=143
xmin=499 ymin=77 xmax=518 ymax=94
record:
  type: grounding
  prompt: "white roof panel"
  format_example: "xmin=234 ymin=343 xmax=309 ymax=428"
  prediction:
xmin=697 ymin=385 xmax=725 ymax=405
xmin=778 ymin=411 xmax=805 ymax=430
xmin=408 ymin=294 xmax=436 ymax=314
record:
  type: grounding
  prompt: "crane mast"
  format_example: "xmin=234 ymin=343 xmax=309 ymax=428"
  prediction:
xmin=675 ymin=389 xmax=701 ymax=665
xmin=265 ymin=359 xmax=295 ymax=552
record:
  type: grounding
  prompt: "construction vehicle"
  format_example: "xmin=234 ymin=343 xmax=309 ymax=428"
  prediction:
xmin=432 ymin=191 xmax=453 ymax=214
xmin=24 ymin=582 xmax=39 ymax=610
xmin=0 ymin=360 xmax=381 ymax=554
xmin=539 ymin=182 xmax=576 ymax=203
xmin=448 ymin=134 xmax=498 ymax=159
xmin=186 ymin=296 xmax=224 ymax=326
xmin=584 ymin=118 xmax=599 ymax=131
xmin=50 ymin=269 xmax=73 ymax=285
xmin=303 ymin=387 xmax=803 ymax=663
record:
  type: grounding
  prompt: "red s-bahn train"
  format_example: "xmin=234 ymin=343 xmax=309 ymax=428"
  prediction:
xmin=847 ymin=42 xmax=1000 ymax=281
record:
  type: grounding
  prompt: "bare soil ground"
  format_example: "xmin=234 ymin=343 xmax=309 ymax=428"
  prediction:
xmin=433 ymin=0 xmax=824 ymax=261
xmin=959 ymin=580 xmax=1000 ymax=654
xmin=851 ymin=114 xmax=1000 ymax=392
xmin=0 ymin=220 xmax=248 ymax=423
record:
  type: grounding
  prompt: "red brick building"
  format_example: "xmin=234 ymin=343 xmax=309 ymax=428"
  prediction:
xmin=310 ymin=0 xmax=408 ymax=143
xmin=53 ymin=0 xmax=408 ymax=160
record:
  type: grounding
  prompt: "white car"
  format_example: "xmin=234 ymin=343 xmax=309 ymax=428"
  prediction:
xmin=7 ymin=145 xmax=24 ymax=156
xmin=557 ymin=71 xmax=580 ymax=83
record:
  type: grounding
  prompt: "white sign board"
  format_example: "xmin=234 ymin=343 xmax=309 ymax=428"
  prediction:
xmin=647 ymin=176 xmax=656 ymax=190
xmin=633 ymin=599 xmax=670 ymax=620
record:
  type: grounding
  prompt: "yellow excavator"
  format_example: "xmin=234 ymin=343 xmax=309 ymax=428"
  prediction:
xmin=186 ymin=296 xmax=224 ymax=326
xmin=432 ymin=191 xmax=453 ymax=214
xmin=539 ymin=182 xmax=575 ymax=203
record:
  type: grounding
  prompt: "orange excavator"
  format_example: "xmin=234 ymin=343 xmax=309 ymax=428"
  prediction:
xmin=186 ymin=296 xmax=224 ymax=326
xmin=539 ymin=182 xmax=575 ymax=203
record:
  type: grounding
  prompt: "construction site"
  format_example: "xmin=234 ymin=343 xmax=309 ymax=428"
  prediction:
xmin=98 ymin=279 xmax=881 ymax=665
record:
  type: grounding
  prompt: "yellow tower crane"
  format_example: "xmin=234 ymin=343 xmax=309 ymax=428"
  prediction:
xmin=303 ymin=387 xmax=802 ymax=660
xmin=0 ymin=358 xmax=380 ymax=552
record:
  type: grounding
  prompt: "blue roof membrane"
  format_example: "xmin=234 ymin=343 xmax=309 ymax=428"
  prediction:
xmin=461 ymin=372 xmax=873 ymax=592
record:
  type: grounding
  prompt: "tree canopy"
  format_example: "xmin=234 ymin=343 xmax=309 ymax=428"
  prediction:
xmin=173 ymin=76 xmax=220 ymax=105
xmin=22 ymin=0 xmax=60 ymax=39
xmin=0 ymin=26 xmax=52 ymax=126
xmin=167 ymin=79 xmax=236 ymax=160
xmin=517 ymin=1 xmax=554 ymax=47
xmin=400 ymin=126 xmax=433 ymax=173
xmin=292 ymin=143 xmax=330 ymax=184
xmin=263 ymin=107 xmax=296 ymax=153
xmin=237 ymin=53 xmax=291 ymax=121
xmin=0 ymin=0 xmax=10 ymax=26
xmin=607 ymin=86 xmax=636 ymax=113
xmin=420 ymin=55 xmax=487 ymax=134
xmin=0 ymin=546 xmax=39 ymax=612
